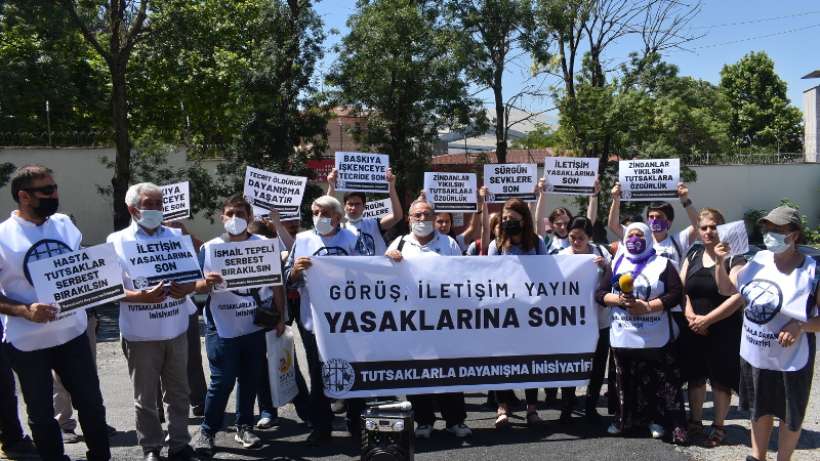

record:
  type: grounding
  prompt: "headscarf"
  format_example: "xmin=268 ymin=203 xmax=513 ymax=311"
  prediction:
xmin=622 ymin=222 xmax=655 ymax=262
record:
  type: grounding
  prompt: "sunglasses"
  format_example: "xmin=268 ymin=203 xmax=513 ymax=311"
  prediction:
xmin=23 ymin=184 xmax=58 ymax=195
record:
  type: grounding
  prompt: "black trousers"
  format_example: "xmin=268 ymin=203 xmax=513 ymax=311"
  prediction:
xmin=407 ymin=393 xmax=466 ymax=427
xmin=497 ymin=389 xmax=538 ymax=406
xmin=187 ymin=312 xmax=207 ymax=409
xmin=0 ymin=334 xmax=24 ymax=448
xmin=586 ymin=328 xmax=611 ymax=405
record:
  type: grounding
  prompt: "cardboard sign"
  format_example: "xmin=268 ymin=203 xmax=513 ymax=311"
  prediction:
xmin=362 ymin=198 xmax=393 ymax=220
xmin=543 ymin=157 xmax=599 ymax=195
xmin=423 ymin=172 xmax=477 ymax=213
xmin=334 ymin=152 xmax=389 ymax=193
xmin=484 ymin=163 xmax=537 ymax=202
xmin=618 ymin=159 xmax=680 ymax=201
xmin=717 ymin=220 xmax=750 ymax=258
xmin=209 ymin=239 xmax=283 ymax=290
xmin=121 ymin=236 xmax=203 ymax=289
xmin=161 ymin=181 xmax=191 ymax=221
xmin=28 ymin=243 xmax=126 ymax=312
xmin=244 ymin=166 xmax=307 ymax=221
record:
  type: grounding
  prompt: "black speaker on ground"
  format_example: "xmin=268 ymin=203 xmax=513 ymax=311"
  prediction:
xmin=360 ymin=401 xmax=414 ymax=461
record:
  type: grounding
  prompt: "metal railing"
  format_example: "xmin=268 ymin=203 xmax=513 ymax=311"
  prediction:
xmin=686 ymin=152 xmax=805 ymax=166
xmin=0 ymin=131 xmax=113 ymax=147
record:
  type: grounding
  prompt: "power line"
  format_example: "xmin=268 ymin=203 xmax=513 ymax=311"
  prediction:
xmin=690 ymin=22 xmax=820 ymax=50
xmin=689 ymin=10 xmax=820 ymax=30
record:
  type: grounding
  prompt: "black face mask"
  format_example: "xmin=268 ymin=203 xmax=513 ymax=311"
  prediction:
xmin=32 ymin=197 xmax=59 ymax=219
xmin=502 ymin=219 xmax=523 ymax=236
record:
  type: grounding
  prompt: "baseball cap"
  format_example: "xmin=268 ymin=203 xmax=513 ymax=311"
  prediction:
xmin=757 ymin=206 xmax=802 ymax=228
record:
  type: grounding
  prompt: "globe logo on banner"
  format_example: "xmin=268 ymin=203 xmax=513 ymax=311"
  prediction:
xmin=355 ymin=233 xmax=376 ymax=256
xmin=322 ymin=358 xmax=356 ymax=397
xmin=741 ymin=279 xmax=782 ymax=325
xmin=133 ymin=276 xmax=150 ymax=290
xmin=312 ymin=247 xmax=349 ymax=256
xmin=23 ymin=239 xmax=72 ymax=285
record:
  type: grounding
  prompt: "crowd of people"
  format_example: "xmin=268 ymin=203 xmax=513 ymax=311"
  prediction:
xmin=0 ymin=164 xmax=817 ymax=461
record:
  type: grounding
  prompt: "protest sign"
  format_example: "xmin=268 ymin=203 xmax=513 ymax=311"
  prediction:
xmin=423 ymin=172 xmax=477 ymax=212
xmin=161 ymin=181 xmax=190 ymax=221
xmin=543 ymin=157 xmax=599 ymax=195
xmin=244 ymin=166 xmax=307 ymax=221
xmin=120 ymin=236 xmax=203 ymax=289
xmin=362 ymin=198 xmax=393 ymax=220
xmin=208 ymin=239 xmax=283 ymax=290
xmin=29 ymin=243 xmax=125 ymax=312
xmin=717 ymin=220 xmax=750 ymax=258
xmin=305 ymin=254 xmax=599 ymax=398
xmin=618 ymin=158 xmax=680 ymax=201
xmin=334 ymin=152 xmax=389 ymax=193
xmin=483 ymin=163 xmax=537 ymax=202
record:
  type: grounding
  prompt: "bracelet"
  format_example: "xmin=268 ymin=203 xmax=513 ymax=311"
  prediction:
xmin=681 ymin=198 xmax=692 ymax=208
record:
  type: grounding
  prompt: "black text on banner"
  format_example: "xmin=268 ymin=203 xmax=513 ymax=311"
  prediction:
xmin=244 ymin=166 xmax=307 ymax=220
xmin=120 ymin=236 xmax=203 ymax=288
xmin=543 ymin=157 xmax=599 ymax=195
xmin=334 ymin=152 xmax=389 ymax=193
xmin=423 ymin=172 xmax=477 ymax=212
xmin=483 ymin=163 xmax=537 ymax=202
xmin=161 ymin=181 xmax=191 ymax=221
xmin=618 ymin=158 xmax=680 ymax=201
xmin=209 ymin=239 xmax=283 ymax=290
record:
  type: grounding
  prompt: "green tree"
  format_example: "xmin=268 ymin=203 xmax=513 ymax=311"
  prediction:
xmin=510 ymin=123 xmax=557 ymax=148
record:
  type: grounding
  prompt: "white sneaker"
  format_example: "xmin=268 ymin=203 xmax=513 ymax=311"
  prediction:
xmin=415 ymin=424 xmax=433 ymax=439
xmin=649 ymin=423 xmax=665 ymax=439
xmin=607 ymin=423 xmax=622 ymax=435
xmin=255 ymin=416 xmax=276 ymax=429
xmin=446 ymin=423 xmax=472 ymax=438
xmin=330 ymin=400 xmax=346 ymax=414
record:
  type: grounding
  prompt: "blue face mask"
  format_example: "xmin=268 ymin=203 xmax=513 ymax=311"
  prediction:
xmin=763 ymin=232 xmax=790 ymax=254
xmin=136 ymin=209 xmax=164 ymax=230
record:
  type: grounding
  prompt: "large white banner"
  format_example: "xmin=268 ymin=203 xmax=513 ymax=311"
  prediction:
xmin=483 ymin=163 xmax=537 ymax=203
xmin=244 ymin=166 xmax=307 ymax=221
xmin=161 ymin=181 xmax=191 ymax=221
xmin=618 ymin=159 xmax=679 ymax=201
xmin=334 ymin=152 xmax=389 ymax=193
xmin=305 ymin=255 xmax=599 ymax=398
xmin=209 ymin=239 xmax=283 ymax=290
xmin=423 ymin=172 xmax=477 ymax=212
xmin=543 ymin=157 xmax=599 ymax=195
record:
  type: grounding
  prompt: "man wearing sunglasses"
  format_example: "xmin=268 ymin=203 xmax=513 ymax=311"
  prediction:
xmin=0 ymin=165 xmax=111 ymax=461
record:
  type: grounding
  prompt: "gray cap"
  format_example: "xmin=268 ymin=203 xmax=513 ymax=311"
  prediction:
xmin=758 ymin=206 xmax=801 ymax=228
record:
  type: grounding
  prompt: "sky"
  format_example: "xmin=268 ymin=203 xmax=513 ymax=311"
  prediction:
xmin=313 ymin=0 xmax=820 ymax=122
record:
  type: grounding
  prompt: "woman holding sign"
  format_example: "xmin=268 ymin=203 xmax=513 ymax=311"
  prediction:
xmin=714 ymin=206 xmax=820 ymax=461
xmin=597 ymin=222 xmax=688 ymax=444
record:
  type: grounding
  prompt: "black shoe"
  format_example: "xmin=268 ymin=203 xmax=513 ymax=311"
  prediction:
xmin=306 ymin=430 xmax=332 ymax=446
xmin=0 ymin=435 xmax=38 ymax=459
xmin=61 ymin=429 xmax=82 ymax=444
xmin=559 ymin=409 xmax=573 ymax=424
xmin=745 ymin=457 xmax=761 ymax=461
xmin=144 ymin=450 xmax=161 ymax=461
xmin=107 ymin=425 xmax=117 ymax=437
xmin=191 ymin=405 xmax=205 ymax=418
xmin=192 ymin=430 xmax=215 ymax=458
xmin=168 ymin=445 xmax=200 ymax=461
xmin=584 ymin=406 xmax=602 ymax=424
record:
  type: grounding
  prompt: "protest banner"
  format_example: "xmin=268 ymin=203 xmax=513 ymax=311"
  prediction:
xmin=244 ymin=166 xmax=307 ymax=221
xmin=119 ymin=236 xmax=203 ymax=289
xmin=334 ymin=152 xmax=389 ymax=193
xmin=362 ymin=198 xmax=393 ymax=220
xmin=543 ymin=157 xmax=599 ymax=195
xmin=717 ymin=220 xmax=750 ymax=258
xmin=161 ymin=181 xmax=191 ymax=221
xmin=305 ymin=254 xmax=599 ymax=398
xmin=29 ymin=243 xmax=125 ymax=312
xmin=423 ymin=172 xmax=477 ymax=213
xmin=483 ymin=163 xmax=537 ymax=202
xmin=618 ymin=158 xmax=680 ymax=201
xmin=208 ymin=239 xmax=283 ymax=290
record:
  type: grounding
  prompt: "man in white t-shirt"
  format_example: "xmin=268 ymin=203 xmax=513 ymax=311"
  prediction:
xmin=107 ymin=183 xmax=199 ymax=461
xmin=0 ymin=165 xmax=110 ymax=461
xmin=326 ymin=167 xmax=403 ymax=256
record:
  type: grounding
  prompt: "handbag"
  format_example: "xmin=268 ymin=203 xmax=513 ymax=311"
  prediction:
xmin=250 ymin=288 xmax=281 ymax=331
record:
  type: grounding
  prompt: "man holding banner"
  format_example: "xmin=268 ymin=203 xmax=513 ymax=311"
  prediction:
xmin=107 ymin=183 xmax=201 ymax=461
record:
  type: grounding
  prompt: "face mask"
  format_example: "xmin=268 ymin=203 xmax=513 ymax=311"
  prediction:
xmin=313 ymin=216 xmax=335 ymax=235
xmin=648 ymin=218 xmax=669 ymax=233
xmin=625 ymin=236 xmax=647 ymax=255
xmin=136 ymin=209 xmax=164 ymax=230
xmin=224 ymin=216 xmax=248 ymax=236
xmin=32 ymin=197 xmax=59 ymax=219
xmin=501 ymin=219 xmax=523 ymax=236
xmin=763 ymin=232 xmax=790 ymax=254
xmin=411 ymin=220 xmax=434 ymax=238
xmin=346 ymin=214 xmax=363 ymax=224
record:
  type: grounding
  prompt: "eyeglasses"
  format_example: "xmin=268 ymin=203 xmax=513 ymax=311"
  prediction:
xmin=23 ymin=184 xmax=58 ymax=195
xmin=411 ymin=212 xmax=434 ymax=219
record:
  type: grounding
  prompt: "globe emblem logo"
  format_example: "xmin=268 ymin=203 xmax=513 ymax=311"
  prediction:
xmin=356 ymin=233 xmax=376 ymax=256
xmin=321 ymin=358 xmax=355 ymax=396
xmin=741 ymin=279 xmax=782 ymax=325
xmin=23 ymin=239 xmax=72 ymax=285
xmin=633 ymin=274 xmax=652 ymax=301
xmin=133 ymin=276 xmax=151 ymax=290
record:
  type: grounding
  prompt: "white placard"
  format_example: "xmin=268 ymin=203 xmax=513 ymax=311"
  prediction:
xmin=362 ymin=198 xmax=393 ymax=220
xmin=244 ymin=166 xmax=307 ymax=221
xmin=717 ymin=220 xmax=749 ymax=258
xmin=334 ymin=152 xmax=389 ymax=193
xmin=423 ymin=172 xmax=477 ymax=213
xmin=208 ymin=239 xmax=283 ymax=290
xmin=28 ymin=243 xmax=126 ymax=312
xmin=121 ymin=236 xmax=203 ymax=289
xmin=543 ymin=157 xmax=599 ymax=196
xmin=618 ymin=158 xmax=680 ymax=201
xmin=161 ymin=181 xmax=191 ymax=221
xmin=484 ymin=163 xmax=537 ymax=203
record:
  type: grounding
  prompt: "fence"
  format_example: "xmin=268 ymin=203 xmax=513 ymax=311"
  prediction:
xmin=686 ymin=152 xmax=804 ymax=166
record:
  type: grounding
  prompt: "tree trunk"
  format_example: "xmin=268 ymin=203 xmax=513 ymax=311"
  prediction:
xmin=494 ymin=82 xmax=506 ymax=164
xmin=110 ymin=61 xmax=131 ymax=231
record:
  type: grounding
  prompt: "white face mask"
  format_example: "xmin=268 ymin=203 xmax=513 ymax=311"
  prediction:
xmin=224 ymin=216 xmax=248 ymax=236
xmin=313 ymin=216 xmax=335 ymax=235
xmin=411 ymin=220 xmax=434 ymax=238
xmin=763 ymin=231 xmax=791 ymax=254
xmin=347 ymin=214 xmax=363 ymax=224
xmin=136 ymin=209 xmax=164 ymax=230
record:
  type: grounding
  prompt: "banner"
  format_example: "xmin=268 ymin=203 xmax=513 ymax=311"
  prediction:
xmin=120 ymin=236 xmax=203 ymax=289
xmin=244 ymin=166 xmax=307 ymax=221
xmin=28 ymin=243 xmax=126 ymax=312
xmin=717 ymin=220 xmax=749 ymax=258
xmin=334 ymin=152 xmax=389 ymax=193
xmin=483 ymin=163 xmax=537 ymax=202
xmin=543 ymin=157 xmax=599 ymax=195
xmin=161 ymin=181 xmax=191 ymax=221
xmin=305 ymin=255 xmax=599 ymax=398
xmin=618 ymin=159 xmax=680 ymax=201
xmin=362 ymin=198 xmax=393 ymax=220
xmin=423 ymin=172 xmax=477 ymax=212
xmin=209 ymin=239 xmax=283 ymax=290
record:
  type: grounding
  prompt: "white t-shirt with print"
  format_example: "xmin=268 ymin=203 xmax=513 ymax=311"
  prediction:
xmin=344 ymin=217 xmax=386 ymax=256
xmin=387 ymin=232 xmax=462 ymax=256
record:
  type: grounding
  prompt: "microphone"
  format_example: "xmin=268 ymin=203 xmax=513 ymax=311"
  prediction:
xmin=618 ymin=273 xmax=634 ymax=294
xmin=373 ymin=401 xmax=413 ymax=411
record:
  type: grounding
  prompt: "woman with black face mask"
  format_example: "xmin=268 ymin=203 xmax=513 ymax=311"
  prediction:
xmin=487 ymin=199 xmax=548 ymax=428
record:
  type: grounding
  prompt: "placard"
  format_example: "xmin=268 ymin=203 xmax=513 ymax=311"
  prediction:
xmin=334 ymin=152 xmax=389 ymax=193
xmin=483 ymin=163 xmax=537 ymax=202
xmin=161 ymin=181 xmax=191 ymax=221
xmin=120 ymin=236 xmax=203 ymax=288
xmin=618 ymin=159 xmax=680 ymax=201
xmin=717 ymin=220 xmax=750 ymax=258
xmin=423 ymin=172 xmax=477 ymax=213
xmin=208 ymin=239 xmax=283 ymax=290
xmin=28 ymin=243 xmax=126 ymax=312
xmin=543 ymin=157 xmax=599 ymax=195
xmin=362 ymin=198 xmax=393 ymax=220
xmin=244 ymin=166 xmax=307 ymax=221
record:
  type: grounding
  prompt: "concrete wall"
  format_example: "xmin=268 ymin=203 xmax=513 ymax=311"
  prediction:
xmin=805 ymin=86 xmax=819 ymax=163
xmin=1 ymin=148 xmax=818 ymax=244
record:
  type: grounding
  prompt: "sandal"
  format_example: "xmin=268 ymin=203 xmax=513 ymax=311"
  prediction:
xmin=703 ymin=424 xmax=726 ymax=448
xmin=526 ymin=411 xmax=543 ymax=426
xmin=495 ymin=410 xmax=510 ymax=429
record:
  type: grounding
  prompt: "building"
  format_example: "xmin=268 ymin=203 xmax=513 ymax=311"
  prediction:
xmin=803 ymin=70 xmax=820 ymax=163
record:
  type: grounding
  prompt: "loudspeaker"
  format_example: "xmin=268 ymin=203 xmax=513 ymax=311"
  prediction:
xmin=360 ymin=401 xmax=414 ymax=461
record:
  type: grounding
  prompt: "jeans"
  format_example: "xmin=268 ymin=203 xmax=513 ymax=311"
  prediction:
xmin=6 ymin=332 xmax=110 ymax=461
xmin=201 ymin=328 xmax=265 ymax=435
